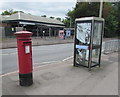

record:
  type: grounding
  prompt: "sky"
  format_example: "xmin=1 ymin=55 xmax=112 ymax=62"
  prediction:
xmin=0 ymin=0 xmax=77 ymax=19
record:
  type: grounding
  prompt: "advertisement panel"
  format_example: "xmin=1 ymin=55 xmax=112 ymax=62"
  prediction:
xmin=59 ymin=30 xmax=64 ymax=39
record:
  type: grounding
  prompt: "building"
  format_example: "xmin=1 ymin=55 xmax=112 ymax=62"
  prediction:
xmin=1 ymin=12 xmax=65 ymax=37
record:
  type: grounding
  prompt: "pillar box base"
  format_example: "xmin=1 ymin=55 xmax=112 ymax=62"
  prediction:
xmin=19 ymin=73 xmax=33 ymax=86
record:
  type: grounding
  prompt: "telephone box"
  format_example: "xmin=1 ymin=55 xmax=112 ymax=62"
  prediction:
xmin=74 ymin=17 xmax=104 ymax=70
xmin=14 ymin=31 xmax=33 ymax=86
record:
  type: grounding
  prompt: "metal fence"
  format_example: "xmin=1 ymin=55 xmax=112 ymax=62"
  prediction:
xmin=102 ymin=39 xmax=120 ymax=54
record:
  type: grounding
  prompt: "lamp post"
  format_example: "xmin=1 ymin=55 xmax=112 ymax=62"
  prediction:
xmin=70 ymin=17 xmax=72 ymax=28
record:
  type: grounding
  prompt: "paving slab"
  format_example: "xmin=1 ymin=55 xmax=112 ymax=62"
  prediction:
xmin=1 ymin=52 xmax=118 ymax=95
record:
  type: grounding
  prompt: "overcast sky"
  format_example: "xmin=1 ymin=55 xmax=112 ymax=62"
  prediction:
xmin=0 ymin=0 xmax=77 ymax=19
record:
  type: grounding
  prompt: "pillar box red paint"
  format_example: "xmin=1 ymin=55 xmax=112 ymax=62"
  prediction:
xmin=14 ymin=31 xmax=33 ymax=86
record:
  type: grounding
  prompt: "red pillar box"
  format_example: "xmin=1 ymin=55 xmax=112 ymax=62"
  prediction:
xmin=14 ymin=31 xmax=33 ymax=86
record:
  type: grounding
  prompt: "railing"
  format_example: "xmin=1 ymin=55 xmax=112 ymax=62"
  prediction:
xmin=102 ymin=39 xmax=120 ymax=54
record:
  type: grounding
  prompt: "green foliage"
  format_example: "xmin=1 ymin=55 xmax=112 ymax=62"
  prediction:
xmin=104 ymin=3 xmax=119 ymax=37
xmin=64 ymin=2 xmax=100 ymax=28
xmin=67 ymin=10 xmax=75 ymax=27
xmin=62 ymin=9 xmax=75 ymax=28
xmin=56 ymin=17 xmax=61 ymax=21
xmin=62 ymin=18 xmax=70 ymax=28
xmin=1 ymin=9 xmax=24 ymax=15
xmin=75 ymin=2 xmax=100 ymax=18
xmin=50 ymin=16 xmax=55 ymax=19
xmin=116 ymin=2 xmax=120 ymax=36
xmin=41 ymin=15 xmax=47 ymax=17
xmin=104 ymin=14 xmax=118 ymax=37
xmin=65 ymin=2 xmax=119 ymax=37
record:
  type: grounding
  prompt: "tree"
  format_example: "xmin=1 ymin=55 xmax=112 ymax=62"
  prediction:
xmin=114 ymin=1 xmax=120 ymax=37
xmin=104 ymin=13 xmax=118 ymax=37
xmin=74 ymin=2 xmax=100 ymax=18
xmin=64 ymin=2 xmax=100 ymax=28
xmin=65 ymin=2 xmax=119 ymax=37
xmin=62 ymin=17 xmax=70 ymax=28
xmin=50 ymin=16 xmax=55 ymax=19
xmin=103 ymin=3 xmax=118 ymax=37
xmin=1 ymin=9 xmax=24 ymax=15
xmin=56 ymin=17 xmax=61 ymax=21
xmin=118 ymin=2 xmax=120 ymax=36
xmin=66 ymin=9 xmax=75 ymax=27
xmin=41 ymin=15 xmax=47 ymax=17
xmin=62 ymin=9 xmax=75 ymax=28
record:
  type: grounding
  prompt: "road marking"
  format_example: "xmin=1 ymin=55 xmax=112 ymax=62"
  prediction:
xmin=33 ymin=61 xmax=61 ymax=70
xmin=0 ymin=56 xmax=73 ymax=77
xmin=0 ymin=70 xmax=18 ymax=77
xmin=62 ymin=56 xmax=73 ymax=61
xmin=2 ymin=52 xmax=17 ymax=56
xmin=0 ymin=61 xmax=61 ymax=77
xmin=34 ymin=61 xmax=59 ymax=65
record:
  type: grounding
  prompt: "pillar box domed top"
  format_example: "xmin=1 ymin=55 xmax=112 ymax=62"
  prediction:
xmin=14 ymin=31 xmax=32 ymax=37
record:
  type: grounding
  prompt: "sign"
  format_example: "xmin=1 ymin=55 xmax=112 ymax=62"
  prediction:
xmin=66 ymin=30 xmax=71 ymax=37
xmin=59 ymin=30 xmax=64 ymax=39
xmin=77 ymin=23 xmax=91 ymax=44
xmin=19 ymin=22 xmax=35 ymax=25
xmin=25 ymin=46 xmax=30 ymax=54
xmin=12 ymin=28 xmax=14 ymax=31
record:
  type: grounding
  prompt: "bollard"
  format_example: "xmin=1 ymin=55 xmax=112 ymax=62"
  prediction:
xmin=14 ymin=31 xmax=33 ymax=86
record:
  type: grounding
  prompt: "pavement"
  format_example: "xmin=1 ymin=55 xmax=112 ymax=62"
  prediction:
xmin=1 ymin=37 xmax=74 ymax=49
xmin=1 ymin=52 xmax=118 ymax=96
xmin=1 ymin=37 xmax=118 ymax=49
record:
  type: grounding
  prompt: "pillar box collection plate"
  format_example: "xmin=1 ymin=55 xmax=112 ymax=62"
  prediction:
xmin=14 ymin=31 xmax=33 ymax=86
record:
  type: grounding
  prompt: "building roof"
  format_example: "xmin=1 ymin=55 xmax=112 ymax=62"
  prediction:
xmin=2 ymin=12 xmax=65 ymax=26
xmin=75 ymin=17 xmax=104 ymax=22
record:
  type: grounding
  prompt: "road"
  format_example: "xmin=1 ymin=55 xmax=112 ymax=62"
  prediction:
xmin=2 ymin=43 xmax=74 ymax=74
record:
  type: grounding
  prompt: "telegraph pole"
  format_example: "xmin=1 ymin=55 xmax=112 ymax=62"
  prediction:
xmin=99 ymin=0 xmax=103 ymax=18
